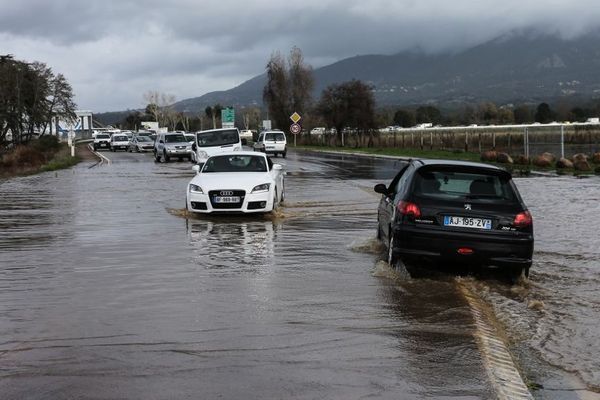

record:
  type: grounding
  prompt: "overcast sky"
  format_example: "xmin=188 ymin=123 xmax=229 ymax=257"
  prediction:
xmin=2 ymin=0 xmax=599 ymax=112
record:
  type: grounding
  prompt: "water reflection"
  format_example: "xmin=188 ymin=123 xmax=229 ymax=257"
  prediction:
xmin=187 ymin=218 xmax=279 ymax=275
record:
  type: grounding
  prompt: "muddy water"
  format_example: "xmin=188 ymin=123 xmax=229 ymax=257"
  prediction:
xmin=0 ymin=149 xmax=597 ymax=399
xmin=0 ymin=151 xmax=495 ymax=399
xmin=467 ymin=175 xmax=600 ymax=396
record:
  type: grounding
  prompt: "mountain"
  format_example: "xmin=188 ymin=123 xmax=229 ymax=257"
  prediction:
xmin=173 ymin=31 xmax=600 ymax=112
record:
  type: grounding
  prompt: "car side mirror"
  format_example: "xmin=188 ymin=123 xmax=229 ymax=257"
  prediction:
xmin=374 ymin=183 xmax=388 ymax=195
xmin=192 ymin=165 xmax=200 ymax=174
xmin=273 ymin=164 xmax=283 ymax=171
xmin=159 ymin=140 xmax=164 ymax=144
xmin=192 ymin=143 xmax=196 ymax=151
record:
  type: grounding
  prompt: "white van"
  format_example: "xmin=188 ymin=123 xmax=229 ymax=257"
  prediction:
xmin=191 ymin=128 xmax=242 ymax=164
xmin=253 ymin=130 xmax=287 ymax=158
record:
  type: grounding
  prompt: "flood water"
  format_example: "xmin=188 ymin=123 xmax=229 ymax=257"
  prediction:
xmin=0 ymin=150 xmax=598 ymax=399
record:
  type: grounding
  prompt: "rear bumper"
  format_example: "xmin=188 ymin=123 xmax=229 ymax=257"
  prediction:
xmin=392 ymin=225 xmax=533 ymax=268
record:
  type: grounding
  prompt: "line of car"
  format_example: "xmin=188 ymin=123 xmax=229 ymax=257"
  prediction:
xmin=94 ymin=127 xmax=533 ymax=282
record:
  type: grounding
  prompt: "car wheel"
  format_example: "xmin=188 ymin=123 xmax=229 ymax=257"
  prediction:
xmin=154 ymin=151 xmax=160 ymax=162
xmin=282 ymin=151 xmax=287 ymax=158
xmin=272 ymin=190 xmax=279 ymax=211
xmin=136 ymin=147 xmax=140 ymax=153
xmin=163 ymin=150 xmax=170 ymax=162
xmin=93 ymin=145 xmax=98 ymax=151
xmin=509 ymin=265 xmax=530 ymax=284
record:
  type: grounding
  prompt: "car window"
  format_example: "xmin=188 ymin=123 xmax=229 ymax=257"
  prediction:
xmin=165 ymin=134 xmax=186 ymax=143
xmin=414 ymin=169 xmax=517 ymax=201
xmin=264 ymin=132 xmax=285 ymax=141
xmin=196 ymin=130 xmax=239 ymax=147
xmin=137 ymin=136 xmax=151 ymax=142
xmin=97 ymin=134 xmax=110 ymax=139
xmin=203 ymin=155 xmax=267 ymax=173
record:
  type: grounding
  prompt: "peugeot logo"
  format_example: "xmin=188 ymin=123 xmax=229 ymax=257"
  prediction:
xmin=464 ymin=203 xmax=472 ymax=210
xmin=220 ymin=191 xmax=234 ymax=196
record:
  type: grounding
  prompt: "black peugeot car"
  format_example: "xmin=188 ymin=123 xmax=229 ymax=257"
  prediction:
xmin=375 ymin=159 xmax=533 ymax=281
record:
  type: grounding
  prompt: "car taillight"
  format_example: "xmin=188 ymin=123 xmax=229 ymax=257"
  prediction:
xmin=513 ymin=210 xmax=532 ymax=228
xmin=397 ymin=201 xmax=421 ymax=219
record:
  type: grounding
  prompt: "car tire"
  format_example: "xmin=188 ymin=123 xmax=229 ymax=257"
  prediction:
xmin=163 ymin=150 xmax=170 ymax=163
xmin=93 ymin=145 xmax=98 ymax=151
xmin=509 ymin=265 xmax=530 ymax=284
xmin=154 ymin=151 xmax=160 ymax=162
xmin=282 ymin=151 xmax=287 ymax=158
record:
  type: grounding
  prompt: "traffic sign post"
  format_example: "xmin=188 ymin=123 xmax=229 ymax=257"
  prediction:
xmin=290 ymin=123 xmax=301 ymax=147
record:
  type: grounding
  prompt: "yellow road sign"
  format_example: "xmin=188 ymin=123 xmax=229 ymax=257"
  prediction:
xmin=290 ymin=112 xmax=301 ymax=124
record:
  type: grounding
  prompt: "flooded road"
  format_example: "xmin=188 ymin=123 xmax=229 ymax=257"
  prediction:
xmin=0 ymin=149 xmax=598 ymax=399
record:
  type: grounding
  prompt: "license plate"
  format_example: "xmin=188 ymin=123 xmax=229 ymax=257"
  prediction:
xmin=214 ymin=196 xmax=240 ymax=203
xmin=444 ymin=216 xmax=492 ymax=230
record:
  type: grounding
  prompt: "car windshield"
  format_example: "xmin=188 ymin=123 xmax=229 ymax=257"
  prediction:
xmin=265 ymin=132 xmax=285 ymax=141
xmin=165 ymin=134 xmax=186 ymax=143
xmin=137 ymin=136 xmax=152 ymax=142
xmin=202 ymin=155 xmax=267 ymax=173
xmin=97 ymin=134 xmax=110 ymax=139
xmin=114 ymin=136 xmax=128 ymax=141
xmin=196 ymin=129 xmax=239 ymax=147
xmin=414 ymin=169 xmax=517 ymax=202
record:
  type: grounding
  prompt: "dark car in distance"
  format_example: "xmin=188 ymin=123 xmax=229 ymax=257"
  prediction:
xmin=375 ymin=159 xmax=533 ymax=282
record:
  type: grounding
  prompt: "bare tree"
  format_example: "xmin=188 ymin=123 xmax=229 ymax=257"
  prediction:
xmin=263 ymin=47 xmax=314 ymax=130
xmin=143 ymin=91 xmax=176 ymax=128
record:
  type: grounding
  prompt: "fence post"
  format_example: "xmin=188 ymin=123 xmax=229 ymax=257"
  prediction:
xmin=560 ymin=125 xmax=565 ymax=158
xmin=420 ymin=132 xmax=424 ymax=150
xmin=492 ymin=132 xmax=496 ymax=150
xmin=524 ymin=128 xmax=529 ymax=159
xmin=430 ymin=132 xmax=433 ymax=150
xmin=465 ymin=131 xmax=469 ymax=152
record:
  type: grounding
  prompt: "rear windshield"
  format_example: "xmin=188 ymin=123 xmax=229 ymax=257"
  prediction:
xmin=165 ymin=134 xmax=186 ymax=143
xmin=265 ymin=132 xmax=285 ymax=141
xmin=113 ymin=136 xmax=128 ymax=141
xmin=196 ymin=129 xmax=239 ymax=147
xmin=203 ymin=155 xmax=267 ymax=173
xmin=414 ymin=169 xmax=517 ymax=202
xmin=137 ymin=136 xmax=152 ymax=142
xmin=97 ymin=134 xmax=110 ymax=139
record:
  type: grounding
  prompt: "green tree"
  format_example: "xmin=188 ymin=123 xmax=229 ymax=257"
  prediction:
xmin=393 ymin=109 xmax=416 ymax=128
xmin=534 ymin=103 xmax=556 ymax=123
xmin=317 ymin=79 xmax=376 ymax=146
xmin=513 ymin=105 xmax=534 ymax=124
xmin=415 ymin=105 xmax=441 ymax=125
xmin=263 ymin=47 xmax=314 ymax=130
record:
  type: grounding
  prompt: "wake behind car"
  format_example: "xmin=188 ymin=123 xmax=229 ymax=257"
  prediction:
xmin=154 ymin=132 xmax=192 ymax=162
xmin=186 ymin=151 xmax=284 ymax=214
xmin=374 ymin=159 xmax=533 ymax=282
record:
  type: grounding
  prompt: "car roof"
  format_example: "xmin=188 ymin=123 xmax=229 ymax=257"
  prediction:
xmin=208 ymin=151 xmax=266 ymax=157
xmin=197 ymin=128 xmax=239 ymax=133
xmin=412 ymin=158 xmax=504 ymax=171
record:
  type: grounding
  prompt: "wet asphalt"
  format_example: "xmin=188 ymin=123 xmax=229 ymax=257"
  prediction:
xmin=0 ymin=148 xmax=599 ymax=399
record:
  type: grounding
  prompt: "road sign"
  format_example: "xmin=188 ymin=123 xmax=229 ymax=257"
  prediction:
xmin=290 ymin=112 xmax=301 ymax=124
xmin=222 ymin=107 xmax=235 ymax=128
xmin=290 ymin=123 xmax=301 ymax=135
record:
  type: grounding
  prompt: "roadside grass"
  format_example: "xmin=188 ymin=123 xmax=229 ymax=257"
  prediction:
xmin=0 ymin=138 xmax=80 ymax=178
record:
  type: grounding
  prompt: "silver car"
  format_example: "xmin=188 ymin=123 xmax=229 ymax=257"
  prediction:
xmin=153 ymin=133 xmax=193 ymax=162
xmin=128 ymin=135 xmax=154 ymax=152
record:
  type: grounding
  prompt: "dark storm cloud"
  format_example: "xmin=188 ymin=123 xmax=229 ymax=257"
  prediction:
xmin=2 ymin=0 xmax=600 ymax=111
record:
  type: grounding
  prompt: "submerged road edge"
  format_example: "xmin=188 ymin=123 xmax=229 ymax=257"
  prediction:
xmin=458 ymin=280 xmax=534 ymax=400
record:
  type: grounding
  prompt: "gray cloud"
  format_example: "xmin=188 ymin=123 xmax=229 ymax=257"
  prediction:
xmin=1 ymin=0 xmax=600 ymax=111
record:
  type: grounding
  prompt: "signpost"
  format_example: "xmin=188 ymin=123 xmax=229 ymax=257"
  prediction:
xmin=289 ymin=112 xmax=301 ymax=146
xmin=222 ymin=107 xmax=235 ymax=129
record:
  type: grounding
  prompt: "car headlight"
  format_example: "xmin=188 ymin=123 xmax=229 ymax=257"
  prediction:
xmin=197 ymin=150 xmax=208 ymax=159
xmin=189 ymin=184 xmax=204 ymax=194
xmin=251 ymin=183 xmax=270 ymax=193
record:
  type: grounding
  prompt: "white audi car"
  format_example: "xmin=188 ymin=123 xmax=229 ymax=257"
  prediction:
xmin=186 ymin=152 xmax=285 ymax=214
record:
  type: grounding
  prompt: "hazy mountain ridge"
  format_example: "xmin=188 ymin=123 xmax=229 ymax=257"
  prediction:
xmin=172 ymin=31 xmax=600 ymax=111
xmin=96 ymin=31 xmax=600 ymax=124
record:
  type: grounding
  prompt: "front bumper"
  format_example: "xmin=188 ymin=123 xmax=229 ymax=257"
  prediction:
xmin=187 ymin=190 xmax=274 ymax=213
xmin=166 ymin=148 xmax=191 ymax=156
xmin=392 ymin=224 xmax=533 ymax=268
